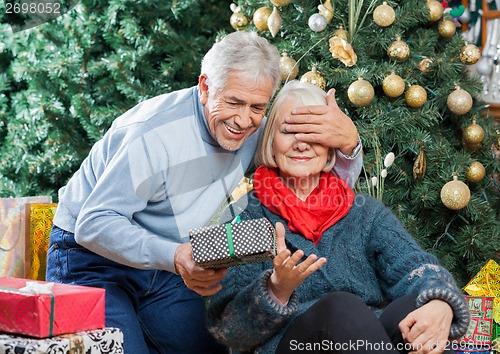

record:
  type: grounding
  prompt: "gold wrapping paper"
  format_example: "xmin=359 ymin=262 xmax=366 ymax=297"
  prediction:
xmin=26 ymin=203 xmax=57 ymax=281
xmin=464 ymin=259 xmax=500 ymax=324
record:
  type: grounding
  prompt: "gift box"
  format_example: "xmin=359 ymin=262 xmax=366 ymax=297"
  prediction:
xmin=464 ymin=259 xmax=500 ymax=325
xmin=457 ymin=296 xmax=495 ymax=346
xmin=0 ymin=327 xmax=123 ymax=353
xmin=190 ymin=217 xmax=276 ymax=269
xmin=0 ymin=277 xmax=105 ymax=338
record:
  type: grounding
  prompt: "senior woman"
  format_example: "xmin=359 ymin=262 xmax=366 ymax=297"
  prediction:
xmin=205 ymin=80 xmax=469 ymax=354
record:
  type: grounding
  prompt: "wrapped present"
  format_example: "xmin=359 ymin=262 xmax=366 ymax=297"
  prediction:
xmin=457 ymin=296 xmax=495 ymax=346
xmin=0 ymin=196 xmax=52 ymax=278
xmin=25 ymin=203 xmax=57 ymax=281
xmin=464 ymin=259 xmax=500 ymax=325
xmin=0 ymin=277 xmax=105 ymax=338
xmin=0 ymin=327 xmax=124 ymax=353
xmin=190 ymin=217 xmax=276 ymax=269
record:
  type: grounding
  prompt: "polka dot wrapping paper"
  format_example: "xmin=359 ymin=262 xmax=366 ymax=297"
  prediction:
xmin=189 ymin=218 xmax=276 ymax=269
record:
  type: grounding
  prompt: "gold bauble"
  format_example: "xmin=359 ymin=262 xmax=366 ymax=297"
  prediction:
xmin=447 ymin=87 xmax=473 ymax=115
xmin=459 ymin=44 xmax=481 ymax=65
xmin=280 ymin=52 xmax=299 ymax=82
xmin=270 ymin=0 xmax=292 ymax=6
xmin=463 ymin=141 xmax=482 ymax=152
xmin=332 ymin=26 xmax=348 ymax=40
xmin=387 ymin=38 xmax=410 ymax=62
xmin=438 ymin=19 xmax=457 ymax=38
xmin=418 ymin=57 xmax=433 ymax=73
xmin=463 ymin=120 xmax=485 ymax=145
xmin=465 ymin=161 xmax=486 ymax=183
xmin=382 ymin=73 xmax=405 ymax=98
xmin=440 ymin=175 xmax=471 ymax=210
xmin=405 ymin=85 xmax=427 ymax=108
xmin=427 ymin=0 xmax=444 ymax=22
xmin=348 ymin=77 xmax=375 ymax=107
xmin=373 ymin=2 xmax=396 ymax=27
xmin=230 ymin=12 xmax=249 ymax=31
xmin=300 ymin=67 xmax=326 ymax=90
xmin=268 ymin=6 xmax=282 ymax=37
xmin=253 ymin=7 xmax=272 ymax=31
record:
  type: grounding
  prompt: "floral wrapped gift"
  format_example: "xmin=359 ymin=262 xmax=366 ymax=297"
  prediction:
xmin=0 ymin=327 xmax=123 ymax=354
xmin=190 ymin=218 xmax=276 ymax=269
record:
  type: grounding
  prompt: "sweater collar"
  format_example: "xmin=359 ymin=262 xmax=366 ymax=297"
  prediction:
xmin=193 ymin=86 xmax=219 ymax=147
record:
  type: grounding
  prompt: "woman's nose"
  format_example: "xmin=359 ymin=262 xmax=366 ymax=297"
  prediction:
xmin=293 ymin=139 xmax=310 ymax=151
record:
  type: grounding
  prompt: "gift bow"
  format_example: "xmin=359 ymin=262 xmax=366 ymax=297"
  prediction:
xmin=19 ymin=281 xmax=54 ymax=294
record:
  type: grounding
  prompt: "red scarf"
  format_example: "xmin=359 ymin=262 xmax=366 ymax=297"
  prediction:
xmin=253 ymin=166 xmax=355 ymax=244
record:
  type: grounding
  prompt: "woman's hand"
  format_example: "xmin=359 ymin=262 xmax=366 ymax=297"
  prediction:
xmin=268 ymin=222 xmax=327 ymax=304
xmin=399 ymin=299 xmax=454 ymax=354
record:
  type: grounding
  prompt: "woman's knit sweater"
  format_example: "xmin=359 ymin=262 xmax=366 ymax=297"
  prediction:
xmin=206 ymin=192 xmax=470 ymax=354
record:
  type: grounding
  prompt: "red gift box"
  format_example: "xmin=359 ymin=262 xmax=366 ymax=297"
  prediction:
xmin=0 ymin=277 xmax=105 ymax=338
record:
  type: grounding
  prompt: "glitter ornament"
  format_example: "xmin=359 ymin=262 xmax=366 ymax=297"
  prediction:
xmin=230 ymin=4 xmax=248 ymax=31
xmin=270 ymin=0 xmax=292 ymax=6
xmin=418 ymin=58 xmax=433 ymax=73
xmin=438 ymin=19 xmax=457 ymax=38
xmin=465 ymin=161 xmax=486 ymax=183
xmin=253 ymin=7 xmax=272 ymax=31
xmin=268 ymin=6 xmax=282 ymax=37
xmin=332 ymin=25 xmax=348 ymax=40
xmin=308 ymin=13 xmax=328 ymax=32
xmin=427 ymin=0 xmax=444 ymax=22
xmin=462 ymin=120 xmax=484 ymax=145
xmin=348 ymin=77 xmax=375 ymax=107
xmin=440 ymin=175 xmax=470 ymax=210
xmin=279 ymin=52 xmax=299 ymax=82
xmin=373 ymin=2 xmax=396 ymax=27
xmin=300 ymin=67 xmax=326 ymax=90
xmin=318 ymin=4 xmax=334 ymax=23
xmin=230 ymin=13 xmax=248 ymax=31
xmin=382 ymin=73 xmax=405 ymax=98
xmin=387 ymin=37 xmax=410 ymax=62
xmin=405 ymin=85 xmax=427 ymax=108
xmin=447 ymin=87 xmax=473 ymax=115
xmin=459 ymin=43 xmax=481 ymax=65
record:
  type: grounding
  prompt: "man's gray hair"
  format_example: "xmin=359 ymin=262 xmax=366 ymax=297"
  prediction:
xmin=201 ymin=31 xmax=281 ymax=93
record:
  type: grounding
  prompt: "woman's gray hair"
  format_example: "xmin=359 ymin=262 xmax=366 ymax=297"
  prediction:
xmin=201 ymin=31 xmax=281 ymax=93
xmin=255 ymin=80 xmax=336 ymax=171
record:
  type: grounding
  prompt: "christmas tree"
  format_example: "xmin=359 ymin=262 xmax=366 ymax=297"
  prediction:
xmin=229 ymin=0 xmax=499 ymax=284
xmin=0 ymin=0 xmax=232 ymax=196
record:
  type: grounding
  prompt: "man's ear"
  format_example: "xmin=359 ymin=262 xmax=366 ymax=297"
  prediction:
xmin=198 ymin=74 xmax=209 ymax=105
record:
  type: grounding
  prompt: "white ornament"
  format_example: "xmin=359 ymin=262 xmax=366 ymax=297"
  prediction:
xmin=371 ymin=176 xmax=379 ymax=187
xmin=384 ymin=152 xmax=395 ymax=168
xmin=381 ymin=169 xmax=388 ymax=178
xmin=308 ymin=13 xmax=327 ymax=32
xmin=475 ymin=56 xmax=493 ymax=76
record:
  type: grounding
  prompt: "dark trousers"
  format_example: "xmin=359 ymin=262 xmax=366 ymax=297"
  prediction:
xmin=276 ymin=292 xmax=453 ymax=354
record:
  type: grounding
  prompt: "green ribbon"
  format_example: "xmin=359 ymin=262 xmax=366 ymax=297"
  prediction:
xmin=225 ymin=223 xmax=243 ymax=263
xmin=48 ymin=293 xmax=54 ymax=336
